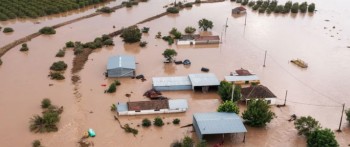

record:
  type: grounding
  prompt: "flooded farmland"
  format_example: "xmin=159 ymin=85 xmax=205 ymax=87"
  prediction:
xmin=1 ymin=0 xmax=350 ymax=146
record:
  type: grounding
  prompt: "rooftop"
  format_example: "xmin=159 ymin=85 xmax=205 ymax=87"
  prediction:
xmin=225 ymin=75 xmax=259 ymax=82
xmin=195 ymin=35 xmax=220 ymax=41
xmin=168 ymin=99 xmax=188 ymax=110
xmin=127 ymin=100 xmax=168 ymax=111
xmin=107 ymin=55 xmax=136 ymax=70
xmin=235 ymin=69 xmax=252 ymax=76
xmin=232 ymin=6 xmax=247 ymax=11
xmin=241 ymin=85 xmax=276 ymax=99
xmin=152 ymin=76 xmax=192 ymax=87
xmin=188 ymin=73 xmax=220 ymax=87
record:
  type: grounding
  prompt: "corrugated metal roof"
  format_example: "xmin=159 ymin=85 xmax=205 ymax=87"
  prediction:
xmin=152 ymin=76 xmax=192 ymax=87
xmin=188 ymin=73 xmax=220 ymax=87
xmin=225 ymin=75 xmax=259 ymax=82
xmin=194 ymin=112 xmax=247 ymax=135
xmin=117 ymin=103 xmax=128 ymax=112
xmin=168 ymin=99 xmax=188 ymax=110
xmin=107 ymin=55 xmax=136 ymax=70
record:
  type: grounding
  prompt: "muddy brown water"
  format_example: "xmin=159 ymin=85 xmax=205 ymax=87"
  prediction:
xmin=1 ymin=0 xmax=350 ymax=146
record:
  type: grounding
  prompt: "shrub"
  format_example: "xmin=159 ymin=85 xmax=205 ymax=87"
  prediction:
xmin=307 ymin=128 xmax=339 ymax=147
xmin=32 ymin=140 xmax=42 ymax=147
xmin=29 ymin=110 xmax=60 ymax=133
xmin=162 ymin=49 xmax=177 ymax=61
xmin=236 ymin=0 xmax=242 ymax=3
xmin=242 ymin=0 xmax=249 ymax=5
xmin=218 ymin=81 xmax=233 ymax=101
xmin=217 ymin=101 xmax=240 ymax=114
xmin=142 ymin=118 xmax=152 ymax=127
xmin=242 ymin=99 xmax=275 ymax=127
xmin=103 ymin=39 xmax=114 ymax=46
xmin=195 ymin=0 xmax=201 ymax=3
xmin=111 ymin=104 xmax=117 ymax=111
xmin=274 ymin=5 xmax=284 ymax=13
xmin=3 ymin=27 xmax=14 ymax=33
xmin=299 ymin=2 xmax=308 ymax=13
xmin=196 ymin=140 xmax=207 ymax=147
xmin=74 ymin=47 xmax=83 ymax=55
xmin=248 ymin=1 xmax=256 ymax=7
xmin=173 ymin=118 xmax=180 ymax=124
xmin=142 ymin=27 xmax=150 ymax=33
xmin=55 ymin=49 xmax=65 ymax=57
xmin=139 ymin=41 xmax=147 ymax=47
xmin=123 ymin=124 xmax=138 ymax=136
xmin=98 ymin=7 xmax=114 ymax=13
xmin=182 ymin=136 xmax=194 ymax=147
xmin=171 ymin=140 xmax=182 ymax=147
xmin=121 ymin=27 xmax=142 ymax=43
xmin=252 ymin=5 xmax=260 ymax=10
xmin=39 ymin=27 xmax=56 ymax=35
xmin=106 ymin=83 xmax=117 ymax=93
xmin=198 ymin=18 xmax=213 ymax=31
xmin=184 ymin=3 xmax=193 ymax=7
xmin=20 ymin=43 xmax=29 ymax=51
xmin=113 ymin=80 xmax=121 ymax=86
xmin=258 ymin=8 xmax=266 ymax=13
xmin=41 ymin=98 xmax=51 ymax=108
xmin=294 ymin=116 xmax=321 ymax=136
xmin=153 ymin=117 xmax=164 ymax=127
xmin=66 ymin=41 xmax=75 ymax=48
xmin=49 ymin=72 xmax=65 ymax=80
xmin=0 ymin=58 xmax=2 ymax=65
xmin=291 ymin=2 xmax=299 ymax=13
xmin=185 ymin=26 xmax=196 ymax=34
xmin=308 ymin=3 xmax=315 ymax=12
xmin=167 ymin=7 xmax=179 ymax=13
xmin=50 ymin=61 xmax=67 ymax=71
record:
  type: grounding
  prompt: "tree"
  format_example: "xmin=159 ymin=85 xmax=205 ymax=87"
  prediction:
xmin=182 ymin=136 xmax=194 ymax=147
xmin=307 ymin=128 xmax=339 ymax=147
xmin=185 ymin=26 xmax=196 ymax=34
xmin=294 ymin=116 xmax=321 ymax=136
xmin=308 ymin=3 xmax=315 ymax=12
xmin=41 ymin=98 xmax=51 ymax=108
xmin=196 ymin=140 xmax=207 ymax=147
xmin=154 ymin=117 xmax=164 ymax=127
xmin=55 ymin=49 xmax=65 ymax=57
xmin=39 ymin=27 xmax=56 ymax=35
xmin=217 ymin=81 xmax=233 ymax=101
xmin=167 ymin=7 xmax=179 ymax=13
xmin=50 ymin=61 xmax=67 ymax=71
xmin=217 ymin=101 xmax=239 ymax=114
xmin=106 ymin=83 xmax=117 ymax=93
xmin=3 ymin=27 xmax=14 ymax=33
xmin=142 ymin=118 xmax=152 ymax=127
xmin=66 ymin=41 xmax=75 ymax=48
xmin=346 ymin=108 xmax=350 ymax=124
xmin=198 ymin=18 xmax=213 ymax=31
xmin=242 ymin=99 xmax=275 ymax=127
xmin=20 ymin=43 xmax=29 ymax=51
xmin=233 ymin=85 xmax=241 ymax=102
xmin=32 ymin=140 xmax=42 ymax=147
xmin=173 ymin=118 xmax=180 ymax=124
xmin=121 ymin=27 xmax=142 ymax=43
xmin=162 ymin=49 xmax=177 ymax=61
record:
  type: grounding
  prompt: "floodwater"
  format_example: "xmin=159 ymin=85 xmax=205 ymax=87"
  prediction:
xmin=1 ymin=0 xmax=350 ymax=146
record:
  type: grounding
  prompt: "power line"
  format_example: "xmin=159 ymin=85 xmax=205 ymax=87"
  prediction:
xmin=275 ymin=97 xmax=342 ymax=108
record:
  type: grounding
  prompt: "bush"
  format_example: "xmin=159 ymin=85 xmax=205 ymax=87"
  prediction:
xmin=242 ymin=0 xmax=249 ymax=5
xmin=167 ymin=7 xmax=179 ymax=13
xmin=162 ymin=49 xmax=177 ymax=61
xmin=32 ymin=140 xmax=42 ymax=147
xmin=3 ymin=27 xmax=14 ymax=33
xmin=307 ymin=128 xmax=339 ymax=147
xmin=274 ymin=5 xmax=284 ymax=13
xmin=0 ymin=58 xmax=2 ymax=65
xmin=217 ymin=101 xmax=240 ymax=114
xmin=299 ymin=2 xmax=308 ymax=13
xmin=248 ymin=1 xmax=256 ymax=7
xmin=121 ymin=27 xmax=142 ymax=43
xmin=66 ymin=41 xmax=75 ymax=48
xmin=113 ymin=80 xmax=121 ymax=86
xmin=49 ymin=72 xmax=65 ymax=80
xmin=153 ymin=117 xmax=164 ymax=127
xmin=236 ymin=0 xmax=242 ymax=3
xmin=55 ymin=49 xmax=65 ymax=57
xmin=242 ymin=99 xmax=275 ymax=127
xmin=139 ymin=41 xmax=147 ymax=47
xmin=182 ymin=136 xmax=194 ymax=147
xmin=74 ymin=47 xmax=83 ymax=55
xmin=111 ymin=104 xmax=117 ymax=111
xmin=123 ymin=124 xmax=138 ymax=136
xmin=184 ymin=3 xmax=193 ymax=7
xmin=29 ymin=110 xmax=60 ymax=133
xmin=173 ymin=118 xmax=180 ymax=124
xmin=20 ymin=43 xmax=29 ymax=51
xmin=98 ymin=7 xmax=114 ymax=13
xmin=41 ymin=98 xmax=51 ymax=108
xmin=294 ymin=116 xmax=321 ymax=136
xmin=252 ymin=5 xmax=260 ymax=10
xmin=218 ymin=81 xmax=233 ymax=101
xmin=106 ymin=83 xmax=117 ymax=93
xmin=198 ymin=18 xmax=213 ymax=31
xmin=50 ymin=61 xmax=67 ymax=71
xmin=291 ymin=2 xmax=299 ymax=13
xmin=258 ymin=8 xmax=266 ymax=13
xmin=171 ymin=140 xmax=182 ymax=147
xmin=39 ymin=27 xmax=56 ymax=35
xmin=142 ymin=118 xmax=152 ymax=127
xmin=308 ymin=3 xmax=315 ymax=12
xmin=184 ymin=26 xmax=196 ymax=34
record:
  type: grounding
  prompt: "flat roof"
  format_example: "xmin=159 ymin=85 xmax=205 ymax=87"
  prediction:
xmin=195 ymin=36 xmax=220 ymax=41
xmin=225 ymin=75 xmax=259 ymax=82
xmin=188 ymin=73 xmax=220 ymax=87
xmin=152 ymin=76 xmax=192 ymax=87
xmin=194 ymin=112 xmax=247 ymax=135
xmin=241 ymin=85 xmax=276 ymax=99
xmin=117 ymin=103 xmax=128 ymax=112
xmin=127 ymin=100 xmax=168 ymax=111
xmin=107 ymin=55 xmax=136 ymax=70
xmin=168 ymin=99 xmax=188 ymax=110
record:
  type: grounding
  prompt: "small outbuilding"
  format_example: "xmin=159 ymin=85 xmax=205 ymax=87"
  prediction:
xmin=152 ymin=76 xmax=192 ymax=91
xmin=225 ymin=75 xmax=260 ymax=85
xmin=106 ymin=55 xmax=136 ymax=78
xmin=176 ymin=35 xmax=220 ymax=45
xmin=241 ymin=85 xmax=277 ymax=105
xmin=193 ymin=112 xmax=247 ymax=141
xmin=232 ymin=6 xmax=247 ymax=14
xmin=189 ymin=73 xmax=220 ymax=92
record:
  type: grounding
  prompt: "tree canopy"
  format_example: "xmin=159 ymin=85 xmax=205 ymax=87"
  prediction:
xmin=307 ymin=128 xmax=339 ymax=147
xmin=218 ymin=81 xmax=233 ymax=102
xmin=121 ymin=27 xmax=142 ymax=43
xmin=242 ymin=99 xmax=275 ymax=127
xmin=198 ymin=18 xmax=213 ymax=31
xmin=294 ymin=116 xmax=321 ymax=136
xmin=162 ymin=49 xmax=177 ymax=61
xmin=217 ymin=100 xmax=240 ymax=114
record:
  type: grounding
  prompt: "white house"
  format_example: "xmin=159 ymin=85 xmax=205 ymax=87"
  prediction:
xmin=241 ymin=85 xmax=277 ymax=105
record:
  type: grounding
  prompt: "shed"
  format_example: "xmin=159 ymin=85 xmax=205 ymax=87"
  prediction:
xmin=193 ymin=112 xmax=247 ymax=140
xmin=241 ymin=85 xmax=277 ymax=105
xmin=188 ymin=73 xmax=220 ymax=92
xmin=232 ymin=6 xmax=247 ymax=14
xmin=152 ymin=76 xmax=192 ymax=91
xmin=194 ymin=36 xmax=220 ymax=44
xmin=106 ymin=55 xmax=136 ymax=77
xmin=225 ymin=75 xmax=260 ymax=85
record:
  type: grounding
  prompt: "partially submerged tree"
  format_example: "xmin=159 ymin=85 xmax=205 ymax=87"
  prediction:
xmin=121 ymin=27 xmax=142 ymax=43
xmin=184 ymin=26 xmax=196 ymax=34
xmin=173 ymin=118 xmax=180 ymax=124
xmin=242 ymin=99 xmax=275 ymax=127
xmin=32 ymin=140 xmax=42 ymax=147
xmin=41 ymin=98 xmax=51 ymax=108
xmin=307 ymin=128 xmax=339 ymax=147
xmin=182 ymin=136 xmax=194 ymax=147
xmin=166 ymin=7 xmax=179 ymax=13
xmin=20 ymin=43 xmax=29 ymax=51
xmin=39 ymin=27 xmax=56 ymax=35
xmin=217 ymin=100 xmax=240 ymax=114
xmin=153 ymin=117 xmax=164 ymax=127
xmin=55 ymin=49 xmax=65 ymax=57
xmin=218 ymin=81 xmax=233 ymax=102
xmin=3 ymin=27 xmax=14 ymax=33
xmin=308 ymin=3 xmax=315 ymax=12
xmin=50 ymin=61 xmax=67 ymax=71
xmin=162 ymin=49 xmax=177 ymax=62
xmin=294 ymin=116 xmax=321 ymax=136
xmin=198 ymin=18 xmax=213 ymax=31
xmin=142 ymin=118 xmax=152 ymax=127
xmin=232 ymin=85 xmax=242 ymax=102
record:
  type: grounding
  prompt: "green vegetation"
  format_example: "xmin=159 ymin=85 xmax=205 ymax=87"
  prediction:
xmin=50 ymin=61 xmax=67 ymax=71
xmin=142 ymin=118 xmax=152 ymax=127
xmin=123 ymin=124 xmax=138 ymax=136
xmin=307 ymin=128 xmax=339 ymax=147
xmin=32 ymin=140 xmax=42 ymax=147
xmin=39 ymin=27 xmax=56 ymax=35
xmin=121 ymin=27 xmax=142 ymax=43
xmin=106 ymin=80 xmax=120 ymax=93
xmin=139 ymin=41 xmax=147 ymax=47
xmin=184 ymin=26 xmax=196 ymax=34
xmin=291 ymin=2 xmax=299 ymax=13
xmin=308 ymin=3 xmax=315 ymax=12
xmin=294 ymin=116 xmax=321 ymax=136
xmin=162 ymin=49 xmax=177 ymax=62
xmin=110 ymin=104 xmax=116 ymax=111
xmin=0 ymin=0 xmax=111 ymax=21
xmin=182 ymin=136 xmax=194 ymax=147
xmin=184 ymin=3 xmax=193 ymax=8
xmin=218 ymin=81 xmax=233 ymax=102
xmin=233 ymin=85 xmax=242 ymax=102
xmin=41 ymin=98 xmax=51 ymax=108
xmin=20 ymin=43 xmax=29 ymax=51
xmin=3 ymin=27 xmax=13 ymax=33
xmin=242 ymin=99 xmax=275 ymax=127
xmin=30 ymin=102 xmax=63 ymax=133
xmin=299 ymin=2 xmax=308 ymax=13
xmin=169 ymin=28 xmax=182 ymax=39
xmin=97 ymin=7 xmax=114 ymax=13
xmin=49 ymin=72 xmax=65 ymax=80
xmin=153 ymin=117 xmax=164 ymax=127
xmin=171 ymin=136 xmax=206 ymax=147
xmin=346 ymin=108 xmax=350 ymax=124
xmin=55 ymin=49 xmax=65 ymax=57
xmin=172 ymin=118 xmax=180 ymax=125
xmin=162 ymin=36 xmax=174 ymax=45
xmin=217 ymin=101 xmax=240 ymax=114
xmin=167 ymin=7 xmax=180 ymax=13
xmin=66 ymin=41 xmax=75 ymax=48
xmin=122 ymin=0 xmax=139 ymax=8
xmin=0 ymin=58 xmax=2 ymax=65
xmin=198 ymin=18 xmax=213 ymax=31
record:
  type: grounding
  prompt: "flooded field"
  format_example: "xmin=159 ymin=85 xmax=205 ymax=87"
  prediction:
xmin=1 ymin=0 xmax=350 ymax=146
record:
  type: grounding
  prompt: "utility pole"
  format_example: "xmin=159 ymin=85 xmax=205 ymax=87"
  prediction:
xmin=263 ymin=50 xmax=267 ymax=67
xmin=244 ymin=13 xmax=247 ymax=26
xmin=337 ymin=103 xmax=345 ymax=132
xmin=225 ymin=17 xmax=228 ymax=33
xmin=284 ymin=90 xmax=288 ymax=106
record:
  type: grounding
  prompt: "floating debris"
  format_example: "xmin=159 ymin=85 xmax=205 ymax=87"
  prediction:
xmin=290 ymin=59 xmax=308 ymax=68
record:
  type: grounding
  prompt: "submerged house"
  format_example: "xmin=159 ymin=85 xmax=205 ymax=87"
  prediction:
xmin=193 ymin=112 xmax=247 ymax=141
xmin=241 ymin=85 xmax=277 ymax=105
xmin=116 ymin=99 xmax=188 ymax=116
xmin=176 ymin=35 xmax=220 ymax=45
xmin=152 ymin=73 xmax=220 ymax=92
xmin=106 ymin=55 xmax=136 ymax=78
xmin=225 ymin=68 xmax=260 ymax=85
xmin=232 ymin=6 xmax=247 ymax=14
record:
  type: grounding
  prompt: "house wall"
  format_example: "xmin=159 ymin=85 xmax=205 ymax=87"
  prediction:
xmin=118 ymin=108 xmax=187 ymax=116
xmin=246 ymin=98 xmax=276 ymax=105
xmin=177 ymin=40 xmax=195 ymax=45
xmin=193 ymin=116 xmax=203 ymax=139
xmin=195 ymin=40 xmax=220 ymax=44
xmin=232 ymin=80 xmax=260 ymax=85
xmin=153 ymin=85 xmax=193 ymax=91
xmin=107 ymin=68 xmax=135 ymax=77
